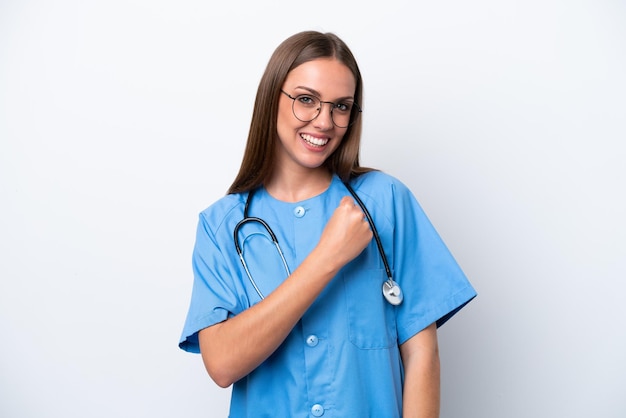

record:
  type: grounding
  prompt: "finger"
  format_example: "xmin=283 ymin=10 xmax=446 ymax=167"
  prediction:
xmin=339 ymin=196 xmax=355 ymax=207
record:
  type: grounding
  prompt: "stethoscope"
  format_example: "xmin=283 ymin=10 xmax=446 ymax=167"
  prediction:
xmin=233 ymin=182 xmax=403 ymax=305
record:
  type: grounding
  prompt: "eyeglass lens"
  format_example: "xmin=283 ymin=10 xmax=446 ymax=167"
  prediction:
xmin=291 ymin=94 xmax=358 ymax=128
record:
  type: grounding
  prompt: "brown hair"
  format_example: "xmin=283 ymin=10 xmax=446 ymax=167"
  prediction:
xmin=227 ymin=31 xmax=373 ymax=194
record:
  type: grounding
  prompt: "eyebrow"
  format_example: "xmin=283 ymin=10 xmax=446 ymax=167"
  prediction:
xmin=293 ymin=86 xmax=355 ymax=102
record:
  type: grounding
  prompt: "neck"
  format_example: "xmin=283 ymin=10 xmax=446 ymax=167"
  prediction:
xmin=265 ymin=167 xmax=333 ymax=203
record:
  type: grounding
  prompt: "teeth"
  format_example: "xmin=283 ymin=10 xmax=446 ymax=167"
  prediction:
xmin=301 ymin=134 xmax=329 ymax=147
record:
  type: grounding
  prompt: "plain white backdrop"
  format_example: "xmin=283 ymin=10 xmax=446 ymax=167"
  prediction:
xmin=1 ymin=1 xmax=625 ymax=417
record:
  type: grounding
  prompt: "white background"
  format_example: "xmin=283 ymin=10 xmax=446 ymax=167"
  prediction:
xmin=1 ymin=1 xmax=625 ymax=417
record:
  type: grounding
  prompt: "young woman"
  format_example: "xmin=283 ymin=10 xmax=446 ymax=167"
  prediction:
xmin=179 ymin=31 xmax=476 ymax=417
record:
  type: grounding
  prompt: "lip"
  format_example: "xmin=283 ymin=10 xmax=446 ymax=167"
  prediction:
xmin=300 ymin=133 xmax=330 ymax=148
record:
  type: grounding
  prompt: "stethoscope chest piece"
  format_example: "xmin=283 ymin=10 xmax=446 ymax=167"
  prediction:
xmin=382 ymin=280 xmax=403 ymax=305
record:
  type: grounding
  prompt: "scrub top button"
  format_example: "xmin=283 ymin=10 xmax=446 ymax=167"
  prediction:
xmin=294 ymin=206 xmax=305 ymax=217
xmin=311 ymin=404 xmax=325 ymax=416
xmin=306 ymin=335 xmax=319 ymax=347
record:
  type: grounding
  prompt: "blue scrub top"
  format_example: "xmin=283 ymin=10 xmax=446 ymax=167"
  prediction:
xmin=179 ymin=171 xmax=476 ymax=418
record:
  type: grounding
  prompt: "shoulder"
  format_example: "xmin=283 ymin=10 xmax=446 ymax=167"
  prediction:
xmin=349 ymin=170 xmax=414 ymax=201
xmin=347 ymin=171 xmax=425 ymax=230
xmin=197 ymin=192 xmax=246 ymax=235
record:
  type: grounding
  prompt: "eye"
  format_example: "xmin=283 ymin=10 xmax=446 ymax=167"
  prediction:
xmin=334 ymin=102 xmax=352 ymax=113
xmin=296 ymin=95 xmax=318 ymax=106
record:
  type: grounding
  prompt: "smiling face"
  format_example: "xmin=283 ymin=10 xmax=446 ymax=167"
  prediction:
xmin=274 ymin=58 xmax=357 ymax=177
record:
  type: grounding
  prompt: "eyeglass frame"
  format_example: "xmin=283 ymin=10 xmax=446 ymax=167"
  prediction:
xmin=280 ymin=90 xmax=362 ymax=128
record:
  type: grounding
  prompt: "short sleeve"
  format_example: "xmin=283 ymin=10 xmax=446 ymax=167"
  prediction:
xmin=178 ymin=212 xmax=242 ymax=353
xmin=389 ymin=179 xmax=476 ymax=344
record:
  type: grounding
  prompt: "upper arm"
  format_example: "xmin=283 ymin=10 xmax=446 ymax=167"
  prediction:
xmin=400 ymin=323 xmax=441 ymax=418
xmin=400 ymin=322 xmax=439 ymax=365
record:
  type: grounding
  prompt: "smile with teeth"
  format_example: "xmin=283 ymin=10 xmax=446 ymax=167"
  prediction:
xmin=300 ymin=133 xmax=329 ymax=147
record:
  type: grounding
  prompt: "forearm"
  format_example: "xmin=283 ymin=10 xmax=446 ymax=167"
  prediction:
xmin=199 ymin=247 xmax=340 ymax=387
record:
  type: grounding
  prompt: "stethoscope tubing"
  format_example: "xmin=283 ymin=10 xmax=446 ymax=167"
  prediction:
xmin=233 ymin=182 xmax=401 ymax=304
xmin=343 ymin=182 xmax=393 ymax=283
xmin=234 ymin=210 xmax=292 ymax=300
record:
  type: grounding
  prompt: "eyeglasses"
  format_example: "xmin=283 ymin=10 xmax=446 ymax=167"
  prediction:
xmin=281 ymin=90 xmax=361 ymax=128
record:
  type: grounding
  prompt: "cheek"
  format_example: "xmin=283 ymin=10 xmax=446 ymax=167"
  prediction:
xmin=277 ymin=108 xmax=308 ymax=137
xmin=277 ymin=102 xmax=295 ymax=125
xmin=328 ymin=133 xmax=346 ymax=153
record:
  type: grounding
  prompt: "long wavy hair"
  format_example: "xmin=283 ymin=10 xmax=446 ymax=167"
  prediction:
xmin=227 ymin=31 xmax=373 ymax=194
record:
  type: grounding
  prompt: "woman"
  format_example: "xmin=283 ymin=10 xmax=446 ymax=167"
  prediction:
xmin=179 ymin=31 xmax=476 ymax=417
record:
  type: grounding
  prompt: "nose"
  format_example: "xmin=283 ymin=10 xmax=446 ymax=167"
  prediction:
xmin=313 ymin=102 xmax=334 ymax=130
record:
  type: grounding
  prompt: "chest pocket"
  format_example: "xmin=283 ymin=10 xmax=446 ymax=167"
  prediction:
xmin=343 ymin=266 xmax=398 ymax=349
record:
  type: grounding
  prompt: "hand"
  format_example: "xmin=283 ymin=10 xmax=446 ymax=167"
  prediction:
xmin=316 ymin=196 xmax=373 ymax=271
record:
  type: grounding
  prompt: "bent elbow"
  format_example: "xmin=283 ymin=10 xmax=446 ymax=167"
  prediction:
xmin=203 ymin=356 xmax=238 ymax=388
xmin=212 ymin=375 xmax=234 ymax=389
xmin=207 ymin=366 xmax=235 ymax=388
xmin=198 ymin=323 xmax=242 ymax=388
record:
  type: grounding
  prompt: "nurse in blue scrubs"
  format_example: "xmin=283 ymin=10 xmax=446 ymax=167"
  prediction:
xmin=179 ymin=31 xmax=476 ymax=418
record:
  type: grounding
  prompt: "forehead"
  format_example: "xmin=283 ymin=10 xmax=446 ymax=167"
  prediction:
xmin=283 ymin=58 xmax=356 ymax=98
